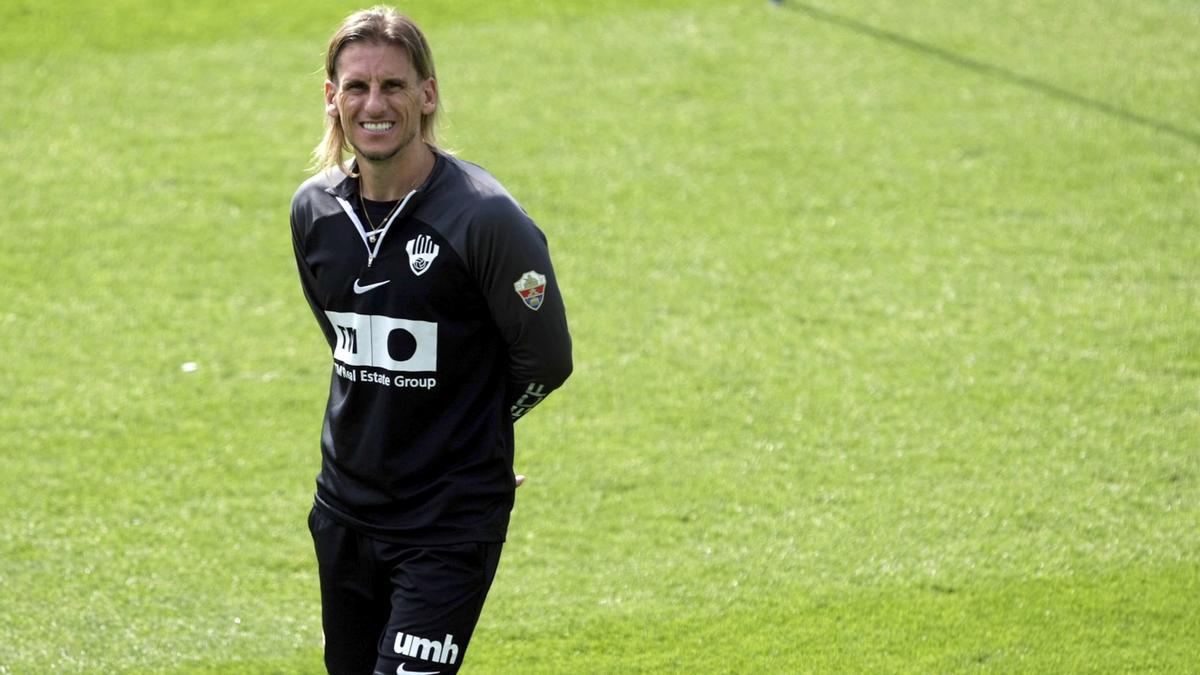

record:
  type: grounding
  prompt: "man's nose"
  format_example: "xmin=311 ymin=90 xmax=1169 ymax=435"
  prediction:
xmin=364 ymin=85 xmax=386 ymax=115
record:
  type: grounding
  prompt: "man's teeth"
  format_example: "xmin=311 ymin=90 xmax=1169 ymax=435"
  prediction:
xmin=363 ymin=122 xmax=393 ymax=131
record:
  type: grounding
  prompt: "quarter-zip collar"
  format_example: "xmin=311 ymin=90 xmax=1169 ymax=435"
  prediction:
xmin=324 ymin=150 xmax=446 ymax=205
xmin=324 ymin=151 xmax=447 ymax=267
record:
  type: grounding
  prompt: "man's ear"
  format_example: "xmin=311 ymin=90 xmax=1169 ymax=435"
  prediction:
xmin=324 ymin=80 xmax=339 ymax=119
xmin=420 ymin=77 xmax=438 ymax=115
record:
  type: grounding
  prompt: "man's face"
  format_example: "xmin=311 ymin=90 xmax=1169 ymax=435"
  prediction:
xmin=325 ymin=41 xmax=437 ymax=165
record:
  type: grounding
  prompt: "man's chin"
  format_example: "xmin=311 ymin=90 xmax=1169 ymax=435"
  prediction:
xmin=351 ymin=133 xmax=418 ymax=165
xmin=356 ymin=147 xmax=402 ymax=163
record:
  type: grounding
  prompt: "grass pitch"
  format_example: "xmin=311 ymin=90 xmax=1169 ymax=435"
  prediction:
xmin=1 ymin=1 xmax=1197 ymax=672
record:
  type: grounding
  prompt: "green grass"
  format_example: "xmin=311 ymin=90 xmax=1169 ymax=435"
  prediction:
xmin=1 ymin=1 xmax=1197 ymax=672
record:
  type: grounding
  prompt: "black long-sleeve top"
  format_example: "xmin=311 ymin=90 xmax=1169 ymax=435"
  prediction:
xmin=290 ymin=151 xmax=572 ymax=544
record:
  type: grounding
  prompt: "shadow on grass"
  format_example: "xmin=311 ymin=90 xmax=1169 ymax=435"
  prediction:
xmin=782 ymin=1 xmax=1200 ymax=146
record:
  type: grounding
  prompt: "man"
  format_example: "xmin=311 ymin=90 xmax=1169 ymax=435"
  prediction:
xmin=289 ymin=7 xmax=572 ymax=674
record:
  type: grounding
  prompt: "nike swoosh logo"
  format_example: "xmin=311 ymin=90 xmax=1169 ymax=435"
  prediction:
xmin=353 ymin=278 xmax=390 ymax=294
xmin=396 ymin=665 xmax=440 ymax=675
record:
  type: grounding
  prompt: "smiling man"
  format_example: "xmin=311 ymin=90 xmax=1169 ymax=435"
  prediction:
xmin=289 ymin=7 xmax=572 ymax=674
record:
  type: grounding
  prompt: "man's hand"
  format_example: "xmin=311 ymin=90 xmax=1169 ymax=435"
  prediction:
xmin=515 ymin=474 xmax=526 ymax=488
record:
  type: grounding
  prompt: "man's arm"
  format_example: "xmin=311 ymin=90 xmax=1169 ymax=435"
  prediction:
xmin=291 ymin=193 xmax=336 ymax=347
xmin=468 ymin=195 xmax=572 ymax=421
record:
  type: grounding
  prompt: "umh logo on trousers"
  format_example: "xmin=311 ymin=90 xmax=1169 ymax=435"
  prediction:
xmin=393 ymin=631 xmax=459 ymax=665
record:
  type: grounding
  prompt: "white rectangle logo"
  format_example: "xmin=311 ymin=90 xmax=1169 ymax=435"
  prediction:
xmin=324 ymin=311 xmax=437 ymax=372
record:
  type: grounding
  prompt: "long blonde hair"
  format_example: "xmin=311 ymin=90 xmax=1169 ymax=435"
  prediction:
xmin=311 ymin=6 xmax=439 ymax=175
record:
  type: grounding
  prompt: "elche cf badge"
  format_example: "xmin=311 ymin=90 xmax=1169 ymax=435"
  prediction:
xmin=405 ymin=234 xmax=439 ymax=276
xmin=513 ymin=270 xmax=547 ymax=311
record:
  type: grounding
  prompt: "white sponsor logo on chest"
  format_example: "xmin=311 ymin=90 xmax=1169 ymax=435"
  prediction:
xmin=406 ymin=234 xmax=440 ymax=276
xmin=324 ymin=311 xmax=437 ymax=372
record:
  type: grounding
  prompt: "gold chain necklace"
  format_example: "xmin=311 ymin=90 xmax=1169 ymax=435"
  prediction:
xmin=359 ymin=193 xmax=403 ymax=244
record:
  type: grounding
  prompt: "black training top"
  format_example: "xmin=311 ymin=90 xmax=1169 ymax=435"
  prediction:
xmin=290 ymin=151 xmax=572 ymax=544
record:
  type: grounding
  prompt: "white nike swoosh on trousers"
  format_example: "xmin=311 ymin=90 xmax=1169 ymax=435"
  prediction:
xmin=396 ymin=665 xmax=440 ymax=675
xmin=353 ymin=278 xmax=391 ymax=294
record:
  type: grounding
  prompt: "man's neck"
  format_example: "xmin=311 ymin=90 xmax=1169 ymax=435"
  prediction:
xmin=357 ymin=143 xmax=436 ymax=201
